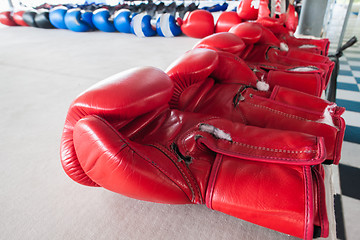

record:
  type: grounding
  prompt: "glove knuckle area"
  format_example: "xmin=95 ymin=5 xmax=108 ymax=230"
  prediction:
xmin=60 ymin=67 xmax=174 ymax=186
xmin=194 ymin=32 xmax=246 ymax=56
xmin=72 ymin=114 xmax=194 ymax=204
xmin=71 ymin=67 xmax=173 ymax=119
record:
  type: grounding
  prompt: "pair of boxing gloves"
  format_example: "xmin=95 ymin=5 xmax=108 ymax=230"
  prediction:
xmin=0 ymin=11 xmax=29 ymax=26
xmin=196 ymin=26 xmax=334 ymax=96
xmin=0 ymin=9 xmax=54 ymax=28
xmin=185 ymin=6 xmax=329 ymax=57
xmin=60 ymin=35 xmax=344 ymax=240
xmin=182 ymin=0 xmax=293 ymax=36
xmin=192 ymin=10 xmax=330 ymax=59
xmin=172 ymin=30 xmax=342 ymax=165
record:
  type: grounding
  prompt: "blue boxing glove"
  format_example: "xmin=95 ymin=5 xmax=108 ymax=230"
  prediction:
xmin=114 ymin=9 xmax=133 ymax=33
xmin=65 ymin=8 xmax=94 ymax=32
xmin=49 ymin=6 xmax=68 ymax=29
xmin=131 ymin=13 xmax=157 ymax=37
xmin=92 ymin=8 xmax=116 ymax=32
xmin=82 ymin=11 xmax=94 ymax=28
xmin=201 ymin=3 xmax=228 ymax=12
xmin=156 ymin=13 xmax=182 ymax=37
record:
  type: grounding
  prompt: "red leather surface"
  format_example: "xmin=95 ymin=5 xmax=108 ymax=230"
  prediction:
xmin=61 ymin=67 xmax=174 ymax=186
xmin=193 ymin=32 xmax=246 ymax=56
xmin=57 ymin=15 xmax=346 ymax=236
xmin=73 ymin=115 xmax=192 ymax=204
xmin=207 ymin=156 xmax=313 ymax=239
xmin=60 ymin=66 xmax=332 ymax=239
xmin=215 ymin=11 xmax=242 ymax=33
xmin=166 ymin=48 xmax=345 ymax=164
xmin=282 ymin=48 xmax=334 ymax=86
xmin=239 ymin=89 xmax=341 ymax=162
xmin=257 ymin=0 xmax=271 ymax=20
xmin=237 ymin=0 xmax=259 ymax=20
xmin=192 ymin=32 xmax=330 ymax=95
xmin=230 ymin=22 xmax=281 ymax=47
xmin=70 ymin=103 xmax=327 ymax=237
xmin=267 ymin=70 xmax=322 ymax=96
xmin=279 ymin=35 xmax=330 ymax=56
xmin=181 ymin=10 xmax=214 ymax=39
xmin=285 ymin=5 xmax=299 ymax=33
xmin=166 ymin=48 xmax=219 ymax=109
xmin=197 ymin=120 xmax=325 ymax=165
xmin=13 ymin=11 xmax=29 ymax=26
xmin=0 ymin=11 xmax=18 ymax=26
xmin=229 ymin=22 xmax=263 ymax=45
xmin=256 ymin=0 xmax=293 ymax=35
xmin=312 ymin=164 xmax=329 ymax=238
xmin=245 ymin=44 xmax=334 ymax=89
xmin=272 ymin=84 xmax=347 ymax=163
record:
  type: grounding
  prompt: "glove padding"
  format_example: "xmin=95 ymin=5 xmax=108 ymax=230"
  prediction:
xmin=195 ymin=30 xmax=334 ymax=94
xmin=166 ymin=48 xmax=345 ymax=164
xmin=61 ymin=66 xmax=328 ymax=239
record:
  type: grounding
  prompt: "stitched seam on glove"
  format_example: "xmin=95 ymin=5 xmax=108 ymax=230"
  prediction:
xmin=229 ymin=140 xmax=318 ymax=154
xmin=149 ymin=143 xmax=197 ymax=203
xmin=180 ymin=128 xmax=213 ymax=204
xmin=304 ymin=166 xmax=310 ymax=240
xmin=313 ymin=167 xmax=326 ymax=237
xmin=205 ymin=154 xmax=223 ymax=209
xmin=174 ymin=116 xmax=225 ymax=203
xmin=334 ymin=117 xmax=345 ymax=164
xmin=246 ymin=101 xmax=329 ymax=124
xmin=180 ymin=116 xmax=224 ymax=155
xmin=185 ymin=163 xmax=203 ymax=204
xmin=91 ymin=115 xmax=192 ymax=201
xmin=198 ymin=137 xmax=322 ymax=164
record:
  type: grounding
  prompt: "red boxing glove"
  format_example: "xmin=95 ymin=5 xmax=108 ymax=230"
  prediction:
xmin=237 ymin=0 xmax=260 ymax=20
xmin=180 ymin=10 xmax=214 ymax=38
xmin=230 ymin=22 xmax=282 ymax=46
xmin=279 ymin=34 xmax=331 ymax=56
xmin=166 ymin=48 xmax=345 ymax=164
xmin=229 ymin=22 xmax=287 ymax=58
xmin=214 ymin=11 xmax=242 ymax=33
xmin=230 ymin=22 xmax=330 ymax=59
xmin=226 ymin=23 xmax=334 ymax=90
xmin=253 ymin=17 xmax=329 ymax=56
xmin=256 ymin=0 xmax=288 ymax=33
xmin=244 ymin=44 xmax=335 ymax=89
xmin=61 ymin=66 xmax=328 ymax=239
xmin=193 ymin=32 xmax=328 ymax=96
xmin=13 ymin=11 xmax=29 ymax=26
xmin=253 ymin=68 xmax=324 ymax=97
xmin=0 ymin=11 xmax=18 ymax=26
xmin=256 ymin=1 xmax=298 ymax=35
xmin=193 ymin=32 xmax=246 ymax=56
xmin=285 ymin=4 xmax=299 ymax=33
xmin=253 ymin=3 xmax=328 ymax=57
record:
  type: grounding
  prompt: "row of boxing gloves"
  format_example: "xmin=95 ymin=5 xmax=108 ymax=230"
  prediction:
xmin=60 ymin=9 xmax=344 ymax=240
xmin=1 ymin=0 xmax=296 ymax=38
xmin=0 ymin=1 xmax=224 ymax=37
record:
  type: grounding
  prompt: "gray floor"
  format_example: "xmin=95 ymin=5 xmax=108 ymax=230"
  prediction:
xmin=0 ymin=26 xmax=306 ymax=240
xmin=0 ymin=19 xmax=358 ymax=240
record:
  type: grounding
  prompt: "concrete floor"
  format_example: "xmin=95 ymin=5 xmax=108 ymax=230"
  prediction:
xmin=0 ymin=26 xmax=312 ymax=240
xmin=1 ymin=18 xmax=356 ymax=238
